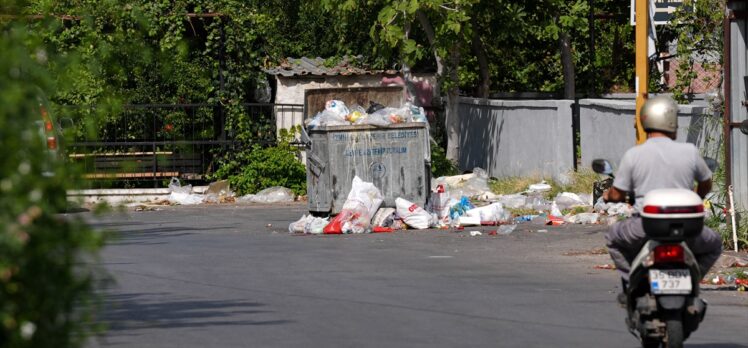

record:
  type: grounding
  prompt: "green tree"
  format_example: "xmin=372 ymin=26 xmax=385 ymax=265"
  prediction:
xmin=1 ymin=2 xmax=106 ymax=347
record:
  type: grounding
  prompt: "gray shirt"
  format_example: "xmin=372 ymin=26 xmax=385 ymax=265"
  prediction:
xmin=613 ymin=137 xmax=712 ymax=211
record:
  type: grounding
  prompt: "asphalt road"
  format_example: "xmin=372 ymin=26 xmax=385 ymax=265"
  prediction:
xmin=85 ymin=203 xmax=748 ymax=348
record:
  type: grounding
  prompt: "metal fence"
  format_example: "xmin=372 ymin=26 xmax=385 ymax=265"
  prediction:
xmin=67 ymin=103 xmax=303 ymax=188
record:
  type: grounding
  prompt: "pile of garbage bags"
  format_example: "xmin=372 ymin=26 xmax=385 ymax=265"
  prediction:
xmin=166 ymin=178 xmax=297 ymax=206
xmin=306 ymin=99 xmax=428 ymax=129
xmin=167 ymin=178 xmax=237 ymax=205
xmin=289 ymin=176 xmax=517 ymax=235
xmin=289 ymin=170 xmax=636 ymax=234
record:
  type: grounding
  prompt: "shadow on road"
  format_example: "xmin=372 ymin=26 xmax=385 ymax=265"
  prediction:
xmin=101 ymin=292 xmax=292 ymax=333
xmin=92 ymin=221 xmax=239 ymax=246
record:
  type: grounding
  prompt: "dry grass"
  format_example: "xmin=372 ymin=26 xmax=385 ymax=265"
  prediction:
xmin=488 ymin=175 xmax=545 ymax=195
xmin=489 ymin=169 xmax=602 ymax=198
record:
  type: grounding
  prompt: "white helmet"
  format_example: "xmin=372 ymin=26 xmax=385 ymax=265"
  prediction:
xmin=641 ymin=95 xmax=678 ymax=133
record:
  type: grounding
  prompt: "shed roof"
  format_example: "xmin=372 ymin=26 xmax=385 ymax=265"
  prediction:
xmin=263 ymin=57 xmax=397 ymax=77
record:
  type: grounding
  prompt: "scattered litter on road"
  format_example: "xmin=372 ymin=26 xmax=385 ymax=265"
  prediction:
xmin=565 ymin=213 xmax=600 ymax=224
xmin=132 ymin=204 xmax=161 ymax=212
xmin=497 ymin=224 xmax=517 ymax=235
xmin=536 ymin=229 xmax=548 ymax=233
xmin=168 ymin=191 xmax=204 ymax=205
xmin=594 ymin=201 xmax=634 ymax=218
xmin=546 ymin=216 xmax=565 ymax=226
xmin=432 ymin=168 xmax=494 ymax=201
xmin=498 ymin=194 xmax=527 ymax=209
xmin=553 ymin=192 xmax=589 ymax=210
xmin=204 ymin=180 xmax=234 ymax=203
xmin=469 ymin=231 xmax=482 ymax=237
xmin=563 ymin=248 xmax=608 ymax=256
xmin=528 ymin=181 xmax=552 ymax=193
xmin=593 ymin=264 xmax=616 ymax=270
xmin=457 ymin=215 xmax=481 ymax=226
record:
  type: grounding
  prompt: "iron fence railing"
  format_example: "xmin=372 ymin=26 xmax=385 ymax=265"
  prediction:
xmin=66 ymin=103 xmax=303 ymax=188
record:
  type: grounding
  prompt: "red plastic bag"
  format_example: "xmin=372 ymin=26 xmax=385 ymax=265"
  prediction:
xmin=323 ymin=213 xmax=346 ymax=234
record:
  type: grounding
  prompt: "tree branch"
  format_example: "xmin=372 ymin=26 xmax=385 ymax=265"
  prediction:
xmin=415 ymin=9 xmax=444 ymax=76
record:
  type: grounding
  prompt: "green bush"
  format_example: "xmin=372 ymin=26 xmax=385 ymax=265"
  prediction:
xmin=1 ymin=14 xmax=105 ymax=348
xmin=212 ymin=128 xmax=307 ymax=196
xmin=430 ymin=141 xmax=458 ymax=178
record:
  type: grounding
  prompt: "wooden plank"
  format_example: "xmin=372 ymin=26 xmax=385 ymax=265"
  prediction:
xmin=84 ymin=172 xmax=179 ymax=179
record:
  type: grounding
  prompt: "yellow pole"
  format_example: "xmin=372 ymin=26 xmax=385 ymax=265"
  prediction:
xmin=635 ymin=0 xmax=648 ymax=144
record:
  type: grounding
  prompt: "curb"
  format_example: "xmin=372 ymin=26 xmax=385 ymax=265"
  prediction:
xmin=67 ymin=186 xmax=208 ymax=205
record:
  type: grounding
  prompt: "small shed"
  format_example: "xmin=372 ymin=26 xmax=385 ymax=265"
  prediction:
xmin=263 ymin=57 xmax=438 ymax=132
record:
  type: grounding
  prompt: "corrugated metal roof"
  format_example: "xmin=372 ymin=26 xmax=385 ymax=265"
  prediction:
xmin=263 ymin=57 xmax=397 ymax=77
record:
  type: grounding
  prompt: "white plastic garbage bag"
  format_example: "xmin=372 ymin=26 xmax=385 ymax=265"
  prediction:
xmin=168 ymin=177 xmax=192 ymax=194
xmin=306 ymin=109 xmax=348 ymax=128
xmin=325 ymin=99 xmax=350 ymax=117
xmin=465 ymin=203 xmax=505 ymax=222
xmin=167 ymin=177 xmax=204 ymax=205
xmin=550 ymin=201 xmax=563 ymax=217
xmin=289 ymin=215 xmax=311 ymax=233
xmin=432 ymin=168 xmax=493 ymax=201
xmin=304 ymin=216 xmax=329 ymax=234
xmin=554 ymin=192 xmax=589 ymax=210
xmin=565 ymin=213 xmax=600 ymax=224
xmin=372 ymin=207 xmax=396 ymax=227
xmin=457 ymin=215 xmax=481 ymax=226
xmin=324 ymin=176 xmax=384 ymax=234
xmin=428 ymin=185 xmax=452 ymax=224
xmin=396 ymin=197 xmax=431 ymax=229
xmin=528 ymin=181 xmax=552 ymax=193
xmin=498 ymin=194 xmax=526 ymax=209
xmin=168 ymin=191 xmax=204 ymax=205
xmin=237 ymin=186 xmax=295 ymax=204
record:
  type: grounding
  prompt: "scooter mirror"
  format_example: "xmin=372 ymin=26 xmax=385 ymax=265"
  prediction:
xmin=591 ymin=159 xmax=613 ymax=175
xmin=703 ymin=157 xmax=718 ymax=172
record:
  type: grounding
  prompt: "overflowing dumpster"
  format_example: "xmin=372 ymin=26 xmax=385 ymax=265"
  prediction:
xmin=301 ymin=87 xmax=431 ymax=214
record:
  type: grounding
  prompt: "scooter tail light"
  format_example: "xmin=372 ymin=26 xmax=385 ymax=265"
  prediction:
xmin=654 ymin=245 xmax=684 ymax=263
xmin=642 ymin=205 xmax=704 ymax=214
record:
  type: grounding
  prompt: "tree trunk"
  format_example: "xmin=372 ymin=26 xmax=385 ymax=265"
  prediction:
xmin=560 ymin=32 xmax=575 ymax=99
xmin=445 ymin=47 xmax=462 ymax=163
xmin=417 ymin=10 xmax=461 ymax=163
xmin=471 ymin=17 xmax=490 ymax=98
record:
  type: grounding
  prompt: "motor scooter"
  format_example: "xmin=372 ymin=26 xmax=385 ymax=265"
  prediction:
xmin=592 ymin=159 xmax=712 ymax=348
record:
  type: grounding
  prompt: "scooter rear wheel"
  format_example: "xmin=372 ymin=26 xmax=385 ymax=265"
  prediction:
xmin=665 ymin=318 xmax=684 ymax=348
xmin=641 ymin=337 xmax=661 ymax=348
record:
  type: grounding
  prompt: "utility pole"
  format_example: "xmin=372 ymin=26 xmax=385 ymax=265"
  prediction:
xmin=635 ymin=0 xmax=648 ymax=144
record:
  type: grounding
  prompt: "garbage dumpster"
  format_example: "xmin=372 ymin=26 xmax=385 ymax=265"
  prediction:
xmin=305 ymin=122 xmax=430 ymax=215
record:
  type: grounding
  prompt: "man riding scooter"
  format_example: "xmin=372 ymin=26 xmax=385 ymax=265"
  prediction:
xmin=602 ymin=95 xmax=723 ymax=288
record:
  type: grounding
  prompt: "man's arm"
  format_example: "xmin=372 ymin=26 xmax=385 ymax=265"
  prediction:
xmin=696 ymin=178 xmax=712 ymax=199
xmin=603 ymin=186 xmax=627 ymax=203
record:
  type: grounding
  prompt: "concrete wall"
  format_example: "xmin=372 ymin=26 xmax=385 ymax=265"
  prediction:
xmin=578 ymin=98 xmax=719 ymax=168
xmin=458 ymin=98 xmax=574 ymax=181
xmin=458 ymin=97 xmax=720 ymax=180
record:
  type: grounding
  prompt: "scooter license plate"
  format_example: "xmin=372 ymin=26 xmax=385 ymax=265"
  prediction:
xmin=649 ymin=269 xmax=692 ymax=294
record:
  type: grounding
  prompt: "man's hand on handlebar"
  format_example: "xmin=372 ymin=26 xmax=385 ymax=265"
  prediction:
xmin=603 ymin=186 xmax=627 ymax=203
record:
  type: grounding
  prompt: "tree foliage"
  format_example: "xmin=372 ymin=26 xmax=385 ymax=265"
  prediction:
xmin=1 ymin=2 xmax=106 ymax=347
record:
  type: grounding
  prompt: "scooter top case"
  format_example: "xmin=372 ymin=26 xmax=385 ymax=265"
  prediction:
xmin=640 ymin=189 xmax=705 ymax=241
